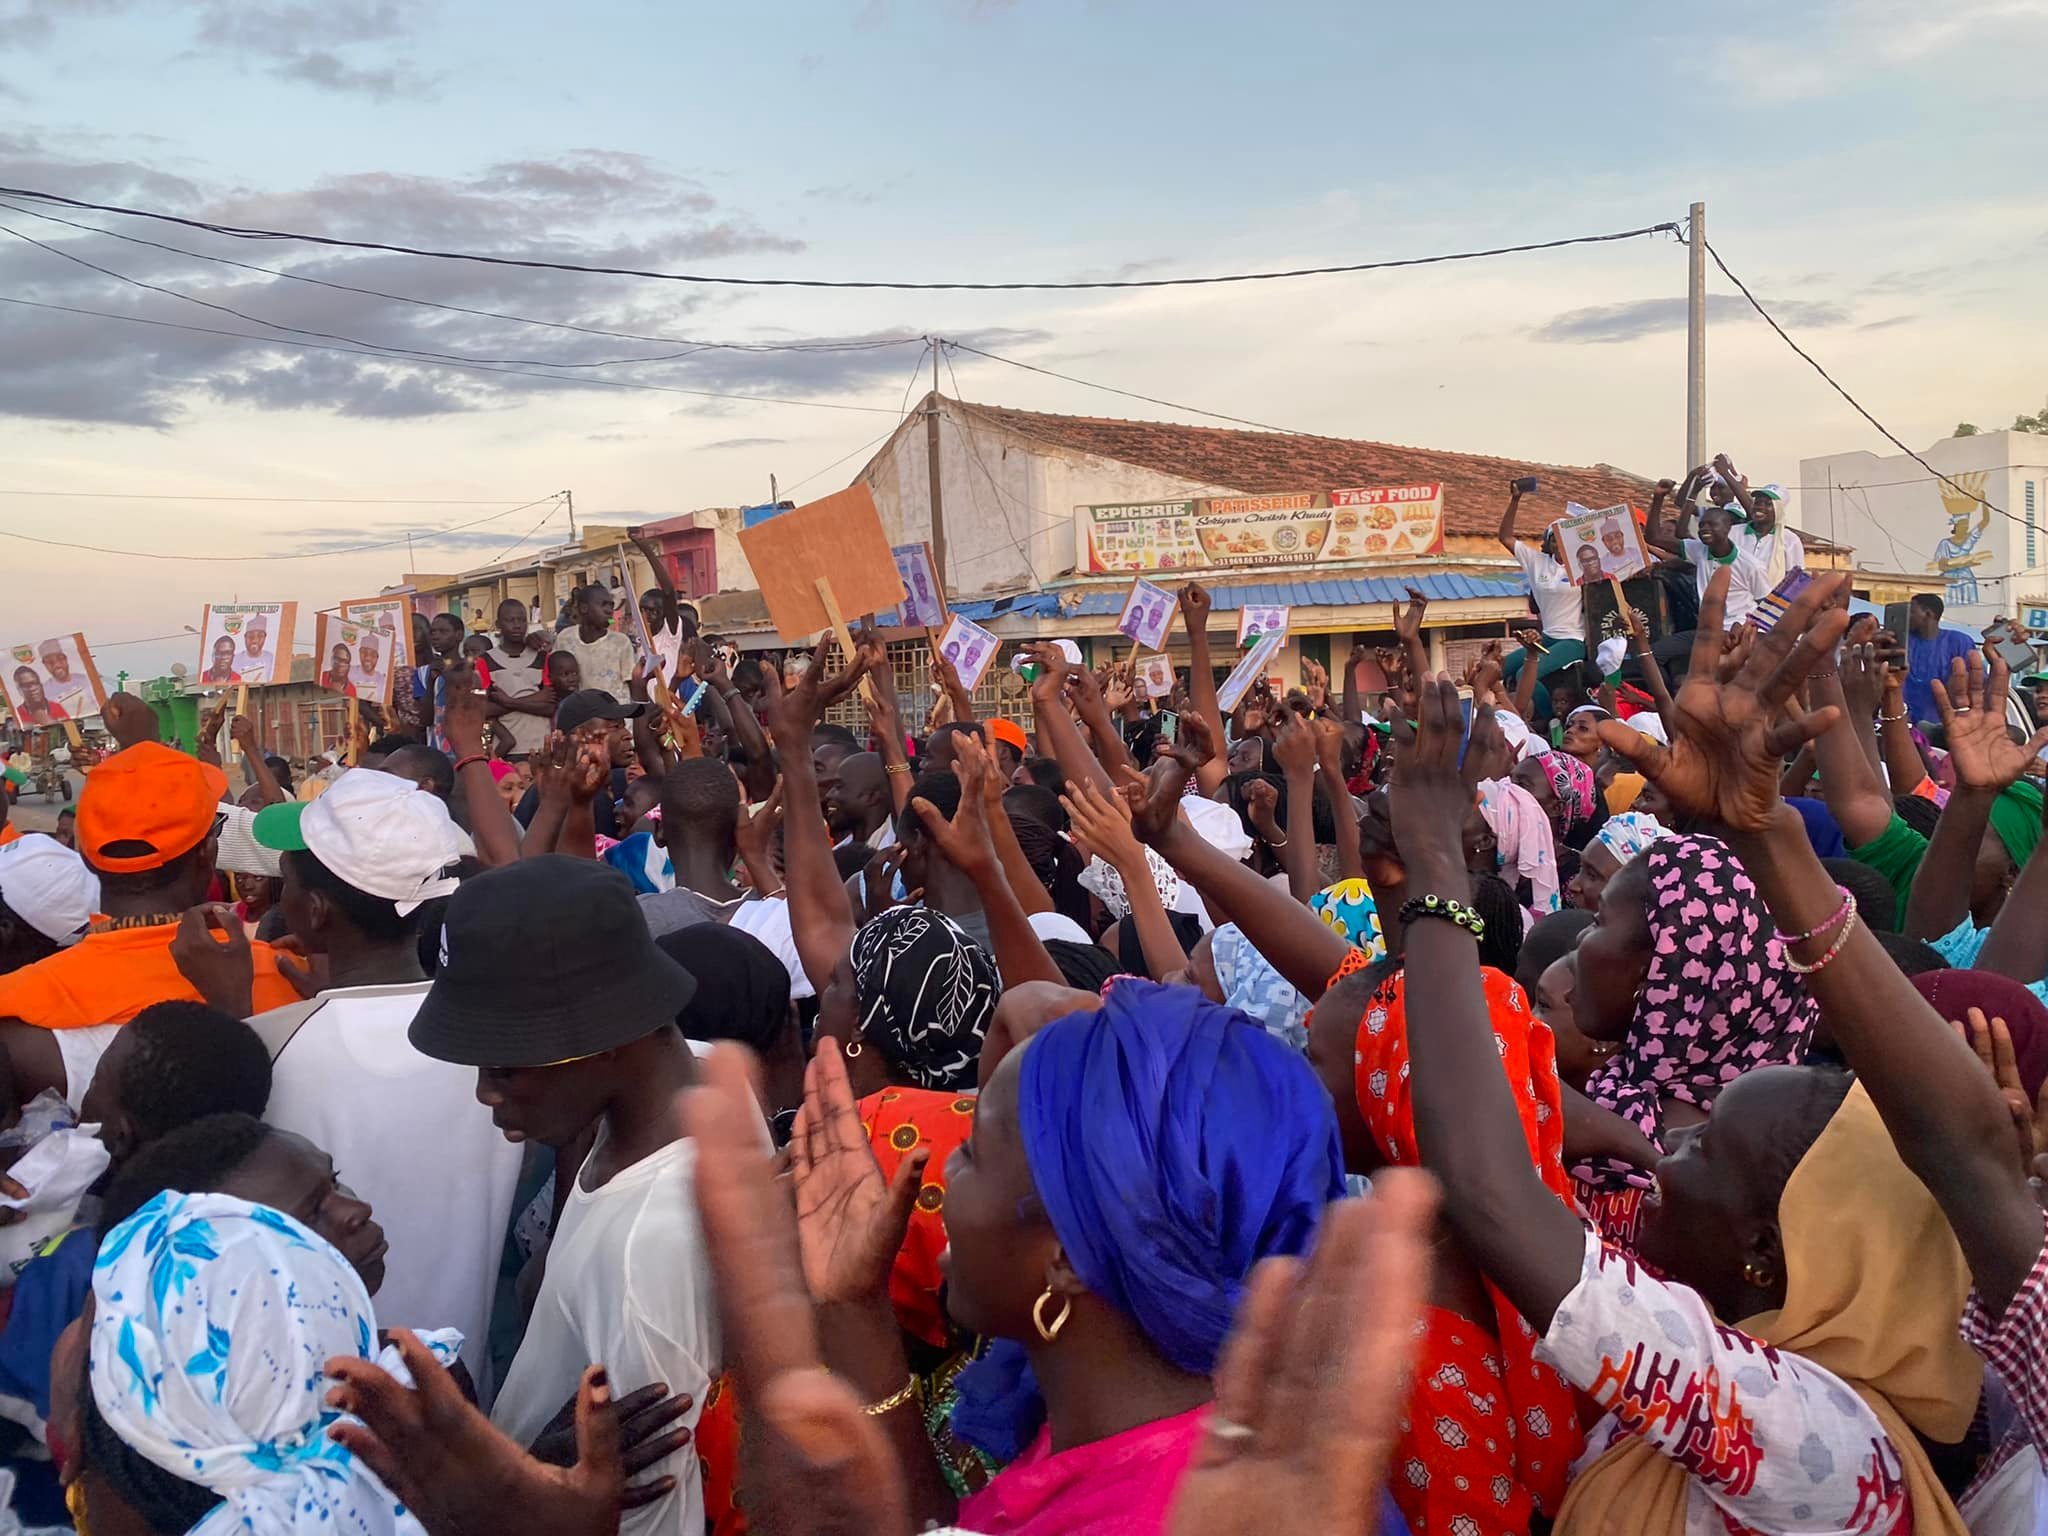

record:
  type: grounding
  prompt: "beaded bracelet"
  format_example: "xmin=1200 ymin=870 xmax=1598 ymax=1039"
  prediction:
xmin=1397 ymin=893 xmax=1486 ymax=942
xmin=1776 ymin=887 xmax=1850 ymax=947
xmin=1782 ymin=903 xmax=1859 ymax=976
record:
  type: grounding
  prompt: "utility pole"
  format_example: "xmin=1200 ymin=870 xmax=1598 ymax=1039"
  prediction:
xmin=770 ymin=473 xmax=779 ymax=505
xmin=925 ymin=337 xmax=948 ymax=599
xmin=565 ymin=488 xmax=576 ymax=542
xmin=1686 ymin=201 xmax=1707 ymax=471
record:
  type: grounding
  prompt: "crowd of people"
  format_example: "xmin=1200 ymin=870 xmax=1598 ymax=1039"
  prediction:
xmin=1 ymin=464 xmax=2047 ymax=1536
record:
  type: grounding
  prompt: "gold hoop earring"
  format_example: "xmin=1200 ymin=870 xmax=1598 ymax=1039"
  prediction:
xmin=1032 ymin=1288 xmax=1071 ymax=1342
xmin=66 ymin=1481 xmax=90 ymax=1536
xmin=843 ymin=1040 xmax=862 ymax=1058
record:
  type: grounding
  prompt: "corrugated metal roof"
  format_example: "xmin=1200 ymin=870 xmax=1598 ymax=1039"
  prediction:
xmin=947 ymin=572 xmax=1525 ymax=622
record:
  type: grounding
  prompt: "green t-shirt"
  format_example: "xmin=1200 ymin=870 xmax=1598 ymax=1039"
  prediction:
xmin=1847 ymin=812 xmax=1927 ymax=929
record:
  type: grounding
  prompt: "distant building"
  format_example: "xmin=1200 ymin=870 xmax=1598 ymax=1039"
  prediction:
xmin=1801 ymin=429 xmax=2048 ymax=627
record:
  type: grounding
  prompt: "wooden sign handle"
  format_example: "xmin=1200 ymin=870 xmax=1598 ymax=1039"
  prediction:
xmin=814 ymin=577 xmax=881 ymax=706
xmin=61 ymin=720 xmax=83 ymax=749
xmin=234 ymin=683 xmax=250 ymax=738
xmin=344 ymin=696 xmax=361 ymax=767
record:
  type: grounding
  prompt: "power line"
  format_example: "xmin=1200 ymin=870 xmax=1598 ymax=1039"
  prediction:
xmin=1703 ymin=237 xmax=2020 ymax=528
xmin=0 ymin=489 xmax=553 ymax=504
xmin=478 ymin=498 xmax=567 ymax=566
xmin=779 ymin=428 xmax=898 ymax=499
xmin=0 ymin=186 xmax=1679 ymax=291
xmin=943 ymin=338 xmax=1314 ymax=436
xmin=0 ymin=198 xmax=924 ymax=358
xmin=0 ymin=294 xmax=903 ymax=414
xmin=0 ymin=492 xmax=563 ymax=562
xmin=0 ymin=214 xmax=921 ymax=373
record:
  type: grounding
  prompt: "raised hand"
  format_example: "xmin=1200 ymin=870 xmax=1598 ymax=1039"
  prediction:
xmin=1243 ymin=777 xmax=1284 ymax=846
xmin=1302 ymin=659 xmax=1329 ymax=711
xmin=1596 ymin=567 xmax=1851 ymax=832
xmin=533 ymin=732 xmax=579 ymax=804
xmin=1388 ymin=676 xmax=1479 ymax=878
xmin=1167 ymin=1170 xmax=1438 ymax=1536
xmin=169 ymin=904 xmax=255 ymax=1019
xmin=1178 ymin=582 xmax=1212 ymax=627
xmin=442 ymin=680 xmax=489 ymax=758
xmin=1271 ymin=704 xmax=1318 ymax=777
xmin=101 ymin=692 xmax=161 ymax=750
xmin=1955 ymin=1007 xmax=2042 ymax=1175
xmin=907 ymin=735 xmax=999 ymax=879
xmin=1119 ymin=752 xmax=1191 ymax=847
xmin=734 ymin=781 xmax=784 ymax=871
xmin=327 ymin=1333 xmax=625 ymax=1536
xmin=1838 ymin=617 xmax=1888 ymax=725
xmin=1935 ymin=649 xmax=2048 ymax=791
xmin=1061 ymin=776 xmax=1148 ymax=874
xmin=771 ymin=635 xmax=869 ymax=743
xmin=1104 ymin=663 xmax=1136 ymax=713
xmin=1461 ymin=706 xmax=1514 ymax=787
xmin=1025 ymin=641 xmax=1071 ymax=707
xmin=790 ymin=1041 xmax=926 ymax=1307
xmin=228 ymin=713 xmax=261 ymax=757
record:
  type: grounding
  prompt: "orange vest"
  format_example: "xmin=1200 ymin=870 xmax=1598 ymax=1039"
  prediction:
xmin=0 ymin=925 xmax=300 ymax=1028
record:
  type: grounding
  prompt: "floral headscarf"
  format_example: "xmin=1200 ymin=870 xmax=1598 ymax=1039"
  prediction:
xmin=1580 ymin=835 xmax=1817 ymax=1187
xmin=1589 ymin=811 xmax=1670 ymax=869
xmin=1309 ymin=879 xmax=1385 ymax=960
xmin=1539 ymin=750 xmax=1598 ymax=839
xmin=90 ymin=1191 xmax=462 ymax=1536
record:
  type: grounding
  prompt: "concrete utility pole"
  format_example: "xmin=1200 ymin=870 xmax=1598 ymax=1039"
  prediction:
xmin=565 ymin=488 xmax=576 ymax=542
xmin=1686 ymin=201 xmax=1707 ymax=471
xmin=926 ymin=338 xmax=948 ymax=599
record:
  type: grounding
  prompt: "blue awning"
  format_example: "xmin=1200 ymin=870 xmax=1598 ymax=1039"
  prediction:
xmin=947 ymin=572 xmax=1525 ymax=623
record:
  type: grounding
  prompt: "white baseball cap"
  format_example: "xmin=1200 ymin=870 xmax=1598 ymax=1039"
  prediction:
xmin=0 ymin=833 xmax=101 ymax=946
xmin=251 ymin=768 xmax=462 ymax=914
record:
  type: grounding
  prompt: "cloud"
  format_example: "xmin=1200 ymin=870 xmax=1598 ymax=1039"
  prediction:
xmin=1858 ymin=314 xmax=1917 ymax=331
xmin=702 ymin=436 xmax=786 ymax=450
xmin=1714 ymin=0 xmax=2048 ymax=98
xmin=269 ymin=49 xmax=438 ymax=101
xmin=1533 ymin=294 xmax=1852 ymax=344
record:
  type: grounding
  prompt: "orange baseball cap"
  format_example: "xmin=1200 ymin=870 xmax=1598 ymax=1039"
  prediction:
xmin=987 ymin=718 xmax=1029 ymax=755
xmin=75 ymin=742 xmax=229 ymax=875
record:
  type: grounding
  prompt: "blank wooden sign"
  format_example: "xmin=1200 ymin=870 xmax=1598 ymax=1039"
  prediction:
xmin=738 ymin=483 xmax=906 ymax=641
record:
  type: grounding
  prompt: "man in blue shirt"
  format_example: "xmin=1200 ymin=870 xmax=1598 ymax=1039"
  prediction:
xmin=1905 ymin=591 xmax=1978 ymax=725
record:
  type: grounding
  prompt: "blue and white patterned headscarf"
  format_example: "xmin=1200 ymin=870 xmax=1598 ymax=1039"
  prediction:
xmin=1208 ymin=924 xmax=1310 ymax=1051
xmin=90 ymin=1191 xmax=462 ymax=1536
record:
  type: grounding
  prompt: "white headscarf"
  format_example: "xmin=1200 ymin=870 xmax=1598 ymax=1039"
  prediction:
xmin=90 ymin=1191 xmax=462 ymax=1536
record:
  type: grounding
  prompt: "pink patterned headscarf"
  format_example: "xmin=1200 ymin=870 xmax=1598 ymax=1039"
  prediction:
xmin=1579 ymin=834 xmax=1817 ymax=1188
xmin=1538 ymin=750 xmax=1598 ymax=838
xmin=1478 ymin=778 xmax=1559 ymax=916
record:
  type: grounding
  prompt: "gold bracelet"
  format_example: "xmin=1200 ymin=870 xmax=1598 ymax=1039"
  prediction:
xmin=863 ymin=1376 xmax=918 ymax=1416
xmin=885 ymin=762 xmax=912 ymax=776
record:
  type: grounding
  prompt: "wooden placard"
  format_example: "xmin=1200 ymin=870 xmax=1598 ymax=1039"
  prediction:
xmin=314 ymin=613 xmax=396 ymax=703
xmin=338 ymin=595 xmax=419 ymax=675
xmin=1 ymin=631 xmax=108 ymax=726
xmin=197 ymin=602 xmax=297 ymax=688
xmin=737 ymin=483 xmax=905 ymax=641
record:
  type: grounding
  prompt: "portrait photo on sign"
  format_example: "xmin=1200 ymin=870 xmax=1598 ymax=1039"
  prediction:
xmin=1237 ymin=604 xmax=1289 ymax=646
xmin=337 ymin=596 xmax=417 ymax=676
xmin=315 ymin=613 xmax=393 ymax=702
xmin=892 ymin=544 xmax=946 ymax=628
xmin=1115 ymin=577 xmax=1176 ymax=651
xmin=1552 ymin=503 xmax=1650 ymax=587
xmin=1140 ymin=655 xmax=1177 ymax=698
xmin=2 ymin=633 xmax=107 ymax=727
xmin=936 ymin=613 xmax=999 ymax=691
xmin=197 ymin=602 xmax=296 ymax=687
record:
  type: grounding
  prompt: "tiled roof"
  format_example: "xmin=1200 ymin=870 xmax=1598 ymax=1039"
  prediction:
xmin=950 ymin=399 xmax=1657 ymax=539
xmin=949 ymin=573 xmax=1526 ymax=623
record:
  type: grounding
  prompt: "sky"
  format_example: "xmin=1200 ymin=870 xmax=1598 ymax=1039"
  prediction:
xmin=1 ymin=0 xmax=2044 ymax=681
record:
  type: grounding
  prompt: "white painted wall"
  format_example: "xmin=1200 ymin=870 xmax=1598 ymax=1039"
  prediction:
xmin=1799 ymin=430 xmax=2048 ymax=625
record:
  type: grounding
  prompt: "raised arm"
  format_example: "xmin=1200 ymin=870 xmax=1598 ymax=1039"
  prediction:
xmin=1803 ymin=666 xmax=1896 ymax=848
xmin=1604 ymin=568 xmax=2042 ymax=1312
xmin=855 ymin=635 xmax=914 ymax=819
xmin=930 ymin=649 xmax=976 ymax=727
xmin=1511 ymin=628 xmax=1544 ymax=723
xmin=1269 ymin=706 xmax=1322 ymax=903
xmin=909 ymin=737 xmax=1062 ymax=991
xmin=768 ymin=641 xmax=870 ymax=996
xmin=1063 ymin=777 xmax=1189 ymax=983
xmin=1129 ymin=747 xmax=1353 ymax=999
xmin=1904 ymin=652 xmax=2048 ymax=942
xmin=1313 ymin=715 xmax=1365 ymax=882
xmin=696 ymin=640 xmax=775 ymax=802
xmin=1177 ymin=583 xmax=1229 ymax=795
xmin=1641 ymin=484 xmax=1687 ymax=559
xmin=627 ymin=531 xmax=680 ymax=607
xmin=441 ymin=687 xmax=521 ymax=868
xmin=1067 ymin=665 xmax=1138 ymax=783
xmin=1495 ymin=482 xmax=1524 ymax=556
xmin=228 ymin=715 xmax=288 ymax=807
xmin=1026 ymin=642 xmax=1114 ymax=795
xmin=1391 ymin=674 xmax=1587 ymax=1327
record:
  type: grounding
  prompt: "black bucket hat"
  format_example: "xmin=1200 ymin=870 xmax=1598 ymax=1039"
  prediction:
xmin=409 ymin=854 xmax=696 ymax=1068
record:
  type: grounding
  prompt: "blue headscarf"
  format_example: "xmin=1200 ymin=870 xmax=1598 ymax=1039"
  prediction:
xmin=952 ymin=979 xmax=1345 ymax=1457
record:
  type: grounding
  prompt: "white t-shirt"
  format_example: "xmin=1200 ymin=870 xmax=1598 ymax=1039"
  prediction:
xmin=492 ymin=1137 xmax=716 ymax=1536
xmin=256 ymin=982 xmax=523 ymax=1389
xmin=1736 ymin=521 xmax=1805 ymax=587
xmin=1681 ymin=537 xmax=1774 ymax=628
xmin=728 ymin=895 xmax=816 ymax=1001
xmin=1511 ymin=542 xmax=1586 ymax=643
xmin=556 ymin=629 xmax=638 ymax=704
